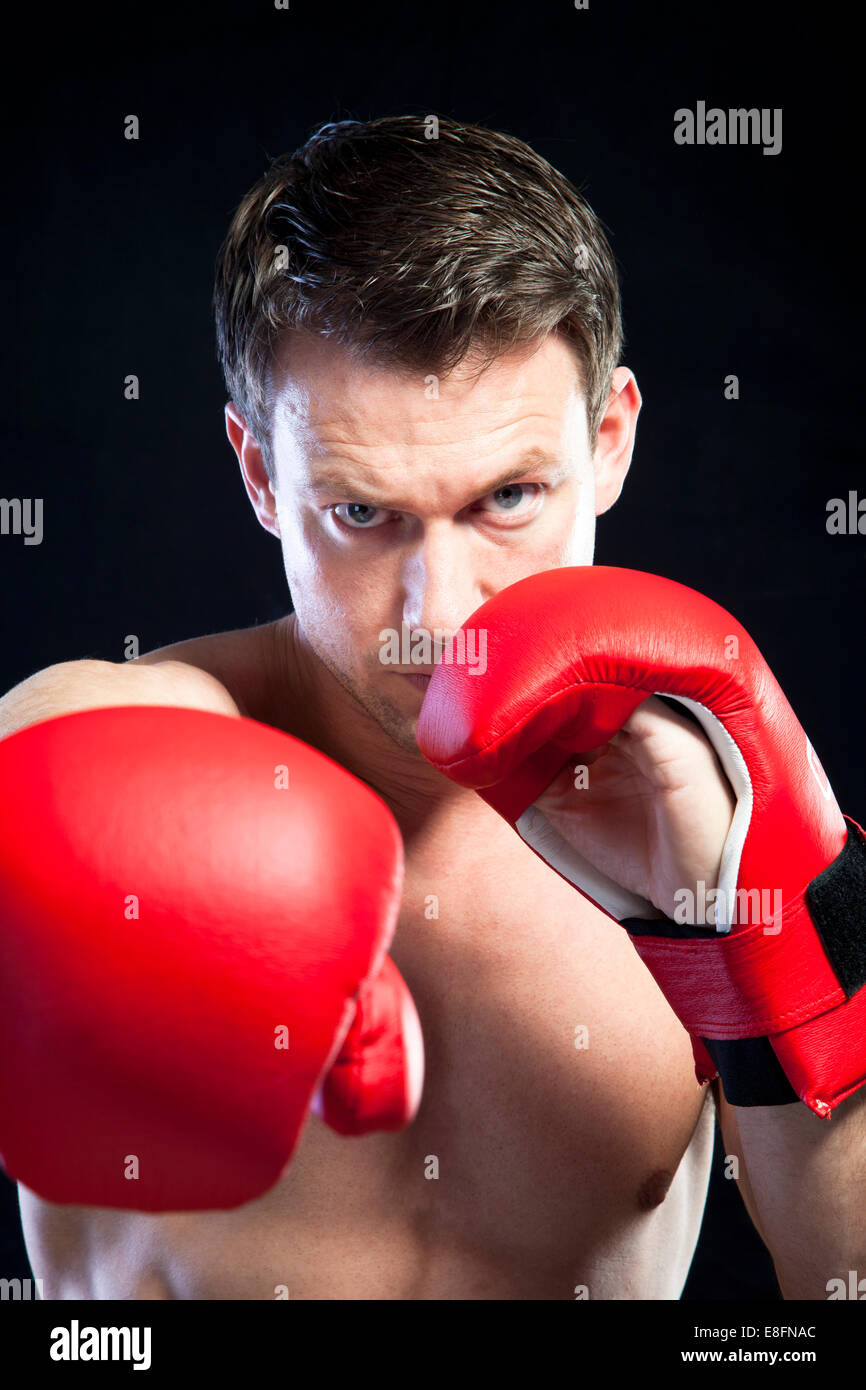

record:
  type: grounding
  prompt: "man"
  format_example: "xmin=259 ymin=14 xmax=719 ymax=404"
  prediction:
xmin=2 ymin=115 xmax=863 ymax=1300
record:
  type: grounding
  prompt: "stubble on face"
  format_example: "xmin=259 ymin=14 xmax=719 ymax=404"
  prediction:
xmin=306 ymin=629 xmax=428 ymax=755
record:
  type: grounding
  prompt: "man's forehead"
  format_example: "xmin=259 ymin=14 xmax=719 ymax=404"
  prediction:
xmin=269 ymin=330 xmax=585 ymax=440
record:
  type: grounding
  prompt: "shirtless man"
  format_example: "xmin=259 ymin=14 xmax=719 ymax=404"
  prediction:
xmin=2 ymin=116 xmax=863 ymax=1300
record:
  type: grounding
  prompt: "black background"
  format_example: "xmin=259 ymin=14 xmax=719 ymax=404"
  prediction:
xmin=0 ymin=0 xmax=861 ymax=1300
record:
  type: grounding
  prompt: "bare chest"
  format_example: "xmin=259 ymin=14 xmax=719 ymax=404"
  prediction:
xmin=20 ymin=843 xmax=715 ymax=1299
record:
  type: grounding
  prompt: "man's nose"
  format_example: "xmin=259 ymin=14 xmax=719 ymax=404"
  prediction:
xmin=400 ymin=527 xmax=487 ymax=650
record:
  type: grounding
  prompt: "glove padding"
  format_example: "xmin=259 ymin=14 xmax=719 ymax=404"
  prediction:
xmin=0 ymin=705 xmax=423 ymax=1211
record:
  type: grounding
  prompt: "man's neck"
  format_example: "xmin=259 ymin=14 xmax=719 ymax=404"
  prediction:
xmin=268 ymin=613 xmax=481 ymax=838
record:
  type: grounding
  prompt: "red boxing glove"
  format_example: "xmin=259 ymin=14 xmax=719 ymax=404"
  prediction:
xmin=0 ymin=706 xmax=423 ymax=1211
xmin=417 ymin=566 xmax=866 ymax=1117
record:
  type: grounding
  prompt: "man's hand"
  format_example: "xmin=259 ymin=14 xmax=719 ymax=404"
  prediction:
xmin=534 ymin=695 xmax=736 ymax=919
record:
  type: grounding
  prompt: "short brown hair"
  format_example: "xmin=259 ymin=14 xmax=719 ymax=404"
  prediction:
xmin=213 ymin=114 xmax=623 ymax=476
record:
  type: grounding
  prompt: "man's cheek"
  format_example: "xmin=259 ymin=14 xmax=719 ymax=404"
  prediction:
xmin=278 ymin=521 xmax=339 ymax=605
xmin=302 ymin=589 xmax=376 ymax=671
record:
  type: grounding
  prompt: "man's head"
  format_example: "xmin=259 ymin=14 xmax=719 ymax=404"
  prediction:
xmin=215 ymin=115 xmax=641 ymax=751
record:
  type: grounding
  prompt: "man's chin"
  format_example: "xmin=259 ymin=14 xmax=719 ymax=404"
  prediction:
xmin=303 ymin=635 xmax=428 ymax=755
xmin=334 ymin=664 xmax=427 ymax=755
xmin=361 ymin=694 xmax=426 ymax=755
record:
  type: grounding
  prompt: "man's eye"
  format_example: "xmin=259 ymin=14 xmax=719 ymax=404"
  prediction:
xmin=476 ymin=483 xmax=543 ymax=517
xmin=333 ymin=503 xmax=391 ymax=529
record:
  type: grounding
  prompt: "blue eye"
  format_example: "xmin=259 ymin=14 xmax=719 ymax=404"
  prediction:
xmin=334 ymin=503 xmax=389 ymax=528
xmin=477 ymin=483 xmax=543 ymax=518
xmin=492 ymin=485 xmax=526 ymax=509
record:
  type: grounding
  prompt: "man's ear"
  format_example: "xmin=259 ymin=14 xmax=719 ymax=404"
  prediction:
xmin=224 ymin=401 xmax=280 ymax=539
xmin=593 ymin=367 xmax=642 ymax=516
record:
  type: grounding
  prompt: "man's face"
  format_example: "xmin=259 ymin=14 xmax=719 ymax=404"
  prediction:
xmin=232 ymin=332 xmax=639 ymax=753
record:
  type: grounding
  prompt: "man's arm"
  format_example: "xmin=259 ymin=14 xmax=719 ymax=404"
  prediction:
xmin=715 ymin=1081 xmax=866 ymax=1300
xmin=0 ymin=657 xmax=241 ymax=741
xmin=413 ymin=565 xmax=866 ymax=1298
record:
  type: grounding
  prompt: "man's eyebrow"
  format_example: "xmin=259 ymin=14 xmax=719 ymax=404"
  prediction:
xmin=301 ymin=448 xmax=572 ymax=502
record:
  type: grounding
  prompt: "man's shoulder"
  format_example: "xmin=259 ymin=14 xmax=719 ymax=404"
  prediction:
xmin=133 ymin=619 xmax=285 ymax=722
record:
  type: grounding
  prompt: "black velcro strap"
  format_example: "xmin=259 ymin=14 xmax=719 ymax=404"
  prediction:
xmin=699 ymin=1037 xmax=799 ymax=1107
xmin=622 ymin=916 xmax=717 ymax=940
xmin=624 ymin=822 xmax=866 ymax=1107
xmin=623 ymin=918 xmax=800 ymax=1104
xmin=805 ymin=817 xmax=866 ymax=998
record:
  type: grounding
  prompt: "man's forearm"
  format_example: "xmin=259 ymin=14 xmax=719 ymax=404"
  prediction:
xmin=733 ymin=1084 xmax=866 ymax=1300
